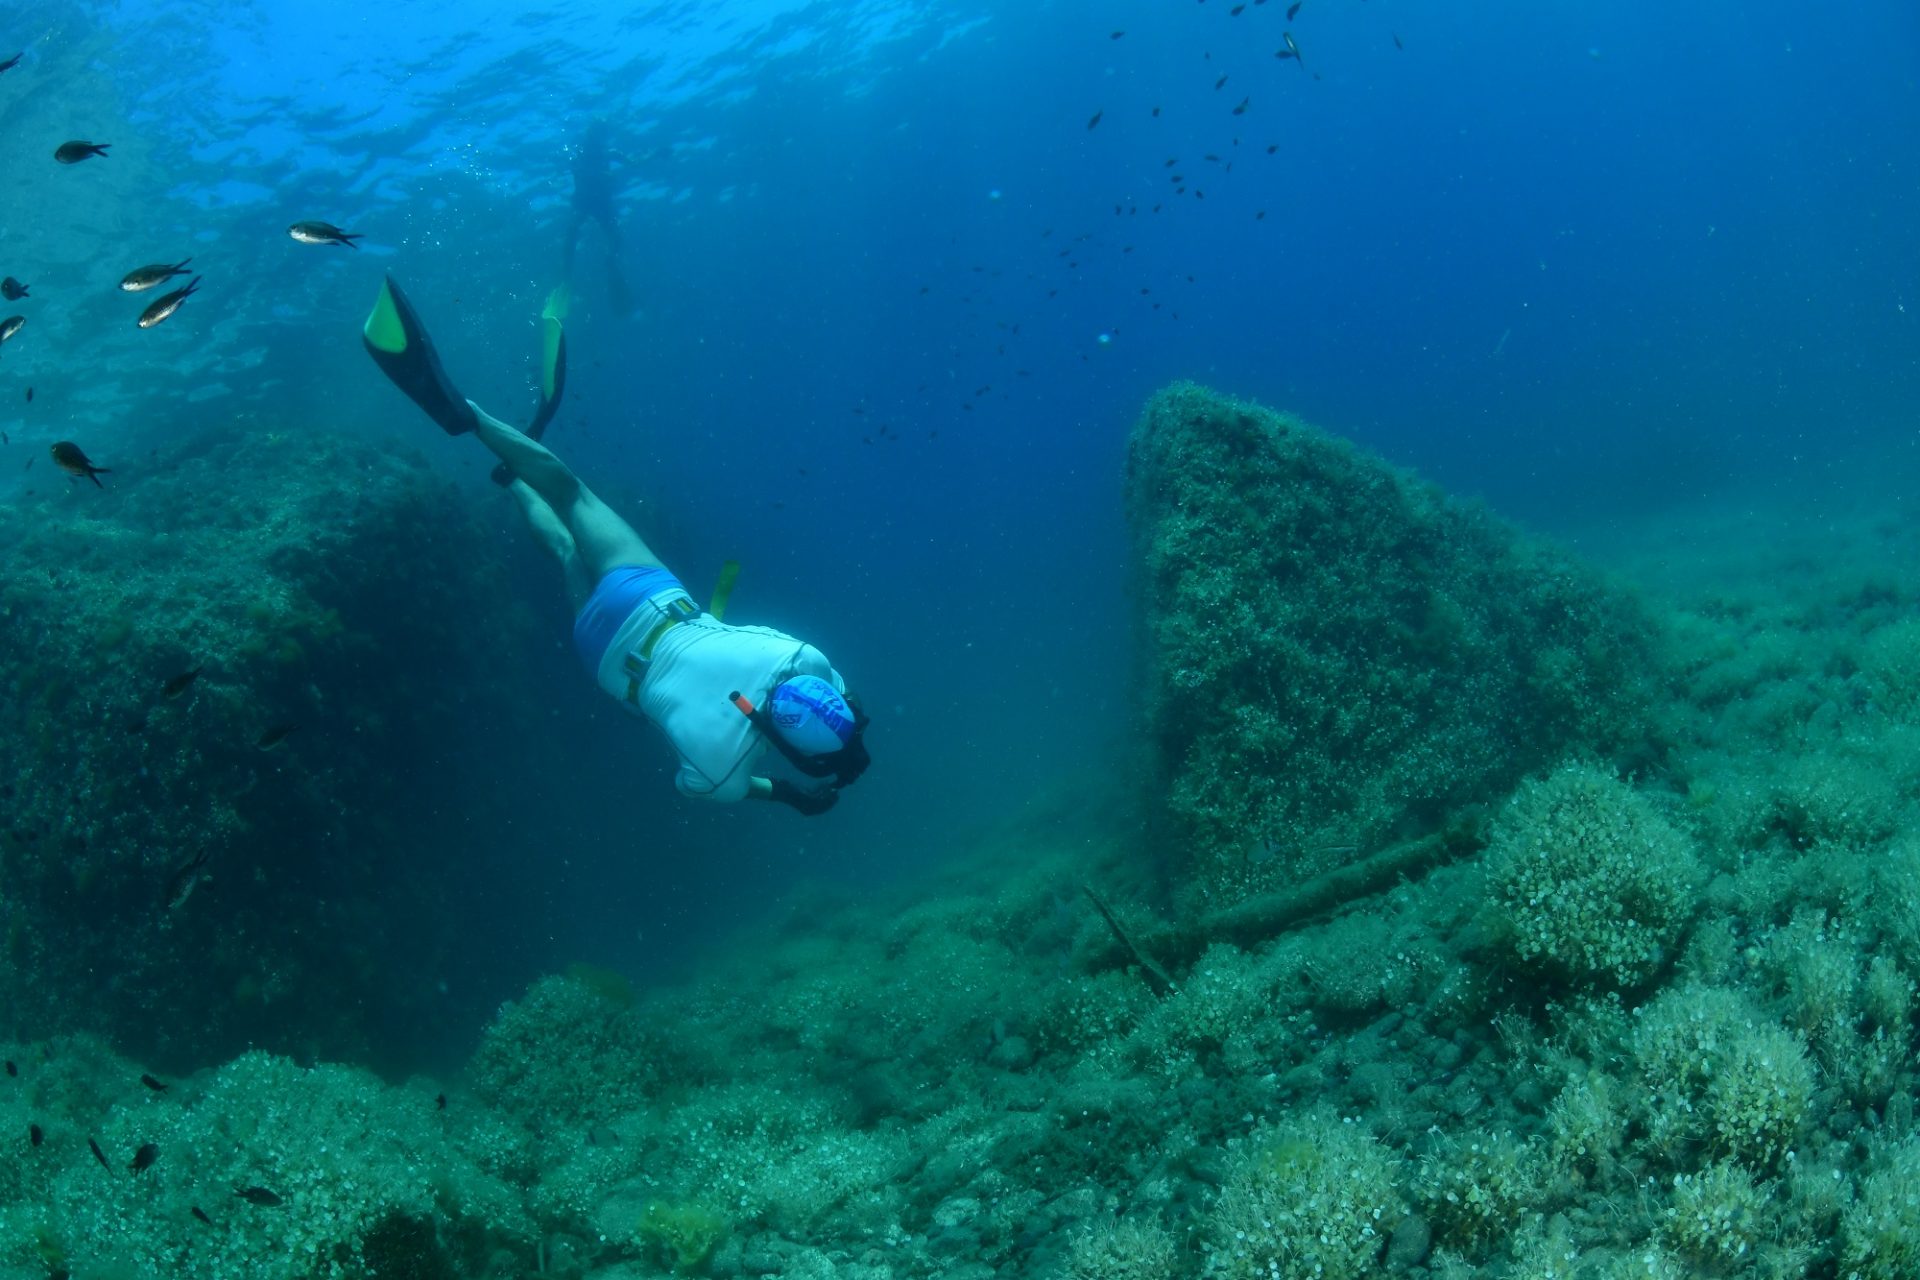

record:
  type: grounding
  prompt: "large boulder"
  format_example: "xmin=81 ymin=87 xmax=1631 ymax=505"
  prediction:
xmin=0 ymin=424 xmax=545 ymax=1064
xmin=1125 ymin=383 xmax=1668 ymax=911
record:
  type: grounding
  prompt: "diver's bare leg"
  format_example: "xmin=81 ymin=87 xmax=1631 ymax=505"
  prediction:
xmin=507 ymin=479 xmax=593 ymax=613
xmin=469 ymin=403 xmax=664 ymax=580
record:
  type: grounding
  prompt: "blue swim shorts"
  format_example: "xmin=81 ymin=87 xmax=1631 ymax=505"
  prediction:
xmin=573 ymin=565 xmax=685 ymax=676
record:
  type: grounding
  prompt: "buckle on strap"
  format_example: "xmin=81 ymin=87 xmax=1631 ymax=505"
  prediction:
xmin=620 ymin=595 xmax=700 ymax=703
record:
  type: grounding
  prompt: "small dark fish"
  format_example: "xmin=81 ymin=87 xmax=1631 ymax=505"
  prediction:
xmin=131 ymin=1142 xmax=159 ymax=1173
xmin=140 ymin=1073 xmax=169 ymax=1092
xmin=163 ymin=667 xmax=203 ymax=698
xmin=288 ymin=220 xmax=361 ymax=249
xmin=191 ymin=1206 xmax=214 ymax=1226
xmin=586 ymin=1125 xmax=621 ymax=1147
xmin=55 ymin=140 xmax=110 ymax=164
xmin=1152 ymin=105 xmax=1161 ymax=117
xmin=29 ymin=1123 xmax=43 ymax=1147
xmin=435 ymin=1093 xmax=447 ymax=1111
xmin=1282 ymin=31 xmax=1304 ymax=68
xmin=235 ymin=1186 xmax=284 ymax=1207
xmin=137 ymin=276 xmax=199 ymax=328
xmin=163 ymin=848 xmax=211 ymax=911
xmin=0 ymin=277 xmax=28 ymax=300
xmin=1231 ymin=3 xmax=1245 ymax=12
xmin=50 ymin=442 xmax=109 ymax=487
xmin=1232 ymin=97 xmax=1250 ymax=115
xmin=22 ymin=388 xmax=30 ymax=403
xmin=0 ymin=53 xmax=20 ymax=74
xmin=0 ymin=315 xmax=23 ymax=343
xmin=1109 ymin=30 xmax=1124 ymax=39
xmin=257 ymin=722 xmax=299 ymax=750
xmin=1214 ymin=74 xmax=1228 ymax=90
xmin=120 ymin=258 xmax=192 ymax=293
xmin=1086 ymin=109 xmax=1103 ymax=130
xmin=1394 ymin=32 xmax=1403 ymax=49
xmin=88 ymin=1137 xmax=110 ymax=1171
xmin=1287 ymin=1 xmax=1301 ymax=17
xmin=4 ymin=1060 xmax=14 ymax=1077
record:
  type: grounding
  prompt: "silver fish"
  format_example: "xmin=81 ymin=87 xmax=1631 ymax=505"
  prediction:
xmin=137 ymin=276 xmax=200 ymax=329
xmin=120 ymin=258 xmax=192 ymax=292
xmin=288 ymin=220 xmax=361 ymax=249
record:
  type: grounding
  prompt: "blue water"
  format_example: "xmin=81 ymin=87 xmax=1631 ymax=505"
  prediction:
xmin=3 ymin=0 xmax=1916 ymax=1002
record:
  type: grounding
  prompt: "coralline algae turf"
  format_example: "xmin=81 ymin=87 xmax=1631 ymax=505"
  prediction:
xmin=0 ymin=423 xmax=544 ymax=1065
xmin=7 ymin=385 xmax=1920 ymax=1280
xmin=1125 ymin=382 xmax=1666 ymax=914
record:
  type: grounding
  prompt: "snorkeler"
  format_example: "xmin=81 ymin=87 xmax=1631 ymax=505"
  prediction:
xmin=361 ymin=274 xmax=870 ymax=814
xmin=563 ymin=119 xmax=634 ymax=315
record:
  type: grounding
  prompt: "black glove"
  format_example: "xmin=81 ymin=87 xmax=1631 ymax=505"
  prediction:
xmin=769 ymin=779 xmax=838 ymax=817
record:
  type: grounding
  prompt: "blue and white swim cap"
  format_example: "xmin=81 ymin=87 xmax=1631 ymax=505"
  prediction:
xmin=767 ymin=676 xmax=856 ymax=756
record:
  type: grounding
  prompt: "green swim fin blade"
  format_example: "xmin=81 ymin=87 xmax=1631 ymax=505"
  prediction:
xmin=529 ymin=313 xmax=568 ymax=439
xmin=363 ymin=274 xmax=476 ymax=436
xmin=709 ymin=559 xmax=742 ymax=622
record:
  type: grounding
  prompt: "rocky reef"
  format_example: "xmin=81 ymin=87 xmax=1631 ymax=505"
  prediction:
xmin=0 ymin=423 xmax=543 ymax=1066
xmin=8 ymin=394 xmax=1920 ymax=1280
xmin=1125 ymin=382 xmax=1667 ymax=911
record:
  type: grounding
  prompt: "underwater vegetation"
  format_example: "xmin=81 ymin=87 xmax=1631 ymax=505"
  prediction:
xmin=0 ymin=423 xmax=546 ymax=1066
xmin=7 ymin=383 xmax=1920 ymax=1279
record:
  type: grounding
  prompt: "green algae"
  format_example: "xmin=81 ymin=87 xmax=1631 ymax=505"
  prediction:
xmin=638 ymin=1201 xmax=730 ymax=1273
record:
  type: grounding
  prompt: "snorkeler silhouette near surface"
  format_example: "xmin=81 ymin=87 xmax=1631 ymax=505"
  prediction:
xmin=362 ymin=275 xmax=871 ymax=815
xmin=563 ymin=119 xmax=634 ymax=316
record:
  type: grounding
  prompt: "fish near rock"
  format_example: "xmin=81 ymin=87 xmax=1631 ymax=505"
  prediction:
xmin=256 ymin=722 xmax=299 ymax=750
xmin=50 ymin=442 xmax=109 ymax=487
xmin=163 ymin=848 xmax=211 ymax=912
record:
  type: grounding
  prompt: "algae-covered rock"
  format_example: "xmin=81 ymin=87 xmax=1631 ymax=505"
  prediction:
xmin=2 ymin=1046 xmax=532 ymax=1280
xmin=1125 ymin=383 xmax=1666 ymax=909
xmin=0 ymin=424 xmax=543 ymax=1062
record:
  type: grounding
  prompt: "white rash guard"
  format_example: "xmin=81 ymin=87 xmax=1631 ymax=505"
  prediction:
xmin=592 ymin=590 xmax=844 ymax=802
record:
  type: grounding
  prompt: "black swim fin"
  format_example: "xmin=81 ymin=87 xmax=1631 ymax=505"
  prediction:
xmin=492 ymin=285 xmax=570 ymax=486
xmin=362 ymin=274 xmax=476 ymax=436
